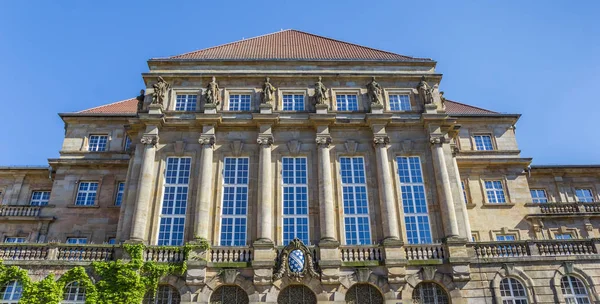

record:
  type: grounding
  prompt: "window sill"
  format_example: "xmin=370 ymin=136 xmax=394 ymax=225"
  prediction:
xmin=481 ymin=202 xmax=515 ymax=209
xmin=68 ymin=205 xmax=100 ymax=208
xmin=466 ymin=203 xmax=477 ymax=209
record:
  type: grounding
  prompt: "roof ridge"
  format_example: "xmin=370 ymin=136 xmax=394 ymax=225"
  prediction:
xmin=78 ymin=97 xmax=135 ymax=113
xmin=445 ymin=99 xmax=497 ymax=114
xmin=287 ymin=29 xmax=429 ymax=61
xmin=163 ymin=29 xmax=295 ymax=60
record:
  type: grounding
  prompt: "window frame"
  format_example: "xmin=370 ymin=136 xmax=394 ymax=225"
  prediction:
xmin=484 ymin=179 xmax=508 ymax=204
xmin=472 ymin=133 xmax=495 ymax=151
xmin=396 ymin=156 xmax=433 ymax=245
xmin=62 ymin=281 xmax=86 ymax=304
xmin=219 ymin=157 xmax=250 ymax=246
xmin=29 ymin=190 xmax=51 ymax=206
xmin=280 ymin=92 xmax=306 ymax=111
xmin=114 ymin=182 xmax=125 ymax=206
xmin=0 ymin=280 xmax=22 ymax=304
xmin=499 ymin=277 xmax=529 ymax=304
xmin=74 ymin=181 xmax=99 ymax=206
xmin=339 ymin=156 xmax=372 ymax=245
xmin=281 ymin=156 xmax=310 ymax=245
xmin=226 ymin=91 xmax=253 ymax=112
xmin=575 ymin=188 xmax=595 ymax=203
xmin=4 ymin=237 xmax=26 ymax=244
xmin=561 ymin=275 xmax=591 ymax=304
xmin=173 ymin=93 xmax=198 ymax=111
xmin=156 ymin=157 xmax=191 ymax=246
xmin=87 ymin=134 xmax=109 ymax=152
xmin=123 ymin=135 xmax=132 ymax=152
xmin=65 ymin=237 xmax=88 ymax=244
xmin=387 ymin=93 xmax=412 ymax=111
xmin=530 ymin=189 xmax=548 ymax=203
xmin=334 ymin=93 xmax=360 ymax=112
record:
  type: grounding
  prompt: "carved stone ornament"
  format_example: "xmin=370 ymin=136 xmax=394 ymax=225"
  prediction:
xmin=502 ymin=263 xmax=515 ymax=276
xmin=366 ymin=76 xmax=383 ymax=105
xmin=257 ymin=136 xmax=273 ymax=146
xmin=417 ymin=76 xmax=433 ymax=105
xmin=198 ymin=136 xmax=215 ymax=147
xmin=140 ymin=135 xmax=159 ymax=146
xmin=136 ymin=89 xmax=145 ymax=113
xmin=563 ymin=262 xmax=574 ymax=275
xmin=344 ymin=140 xmax=358 ymax=154
xmin=422 ymin=266 xmax=437 ymax=281
xmin=313 ymin=76 xmax=328 ymax=105
xmin=204 ymin=76 xmax=221 ymax=105
xmin=261 ymin=77 xmax=276 ymax=104
xmin=287 ymin=140 xmax=301 ymax=154
xmin=273 ymin=238 xmax=320 ymax=281
xmin=231 ymin=140 xmax=244 ymax=156
xmin=429 ymin=136 xmax=445 ymax=146
xmin=315 ymin=136 xmax=332 ymax=147
xmin=151 ymin=77 xmax=170 ymax=106
xmin=373 ymin=136 xmax=390 ymax=147
xmin=221 ymin=269 xmax=239 ymax=284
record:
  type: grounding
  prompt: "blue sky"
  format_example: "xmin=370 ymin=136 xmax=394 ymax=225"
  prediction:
xmin=0 ymin=1 xmax=599 ymax=165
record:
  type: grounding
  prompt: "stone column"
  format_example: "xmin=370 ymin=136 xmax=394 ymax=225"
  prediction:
xmin=256 ymin=135 xmax=274 ymax=243
xmin=129 ymin=133 xmax=159 ymax=242
xmin=373 ymin=135 xmax=400 ymax=242
xmin=430 ymin=136 xmax=460 ymax=238
xmin=451 ymin=150 xmax=472 ymax=239
xmin=317 ymin=135 xmax=337 ymax=243
xmin=194 ymin=135 xmax=215 ymax=241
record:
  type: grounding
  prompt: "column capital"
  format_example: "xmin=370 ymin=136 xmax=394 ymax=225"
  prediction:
xmin=316 ymin=136 xmax=332 ymax=147
xmin=257 ymin=135 xmax=273 ymax=146
xmin=429 ymin=135 xmax=447 ymax=146
xmin=140 ymin=134 xmax=159 ymax=146
xmin=198 ymin=135 xmax=215 ymax=147
xmin=373 ymin=135 xmax=390 ymax=148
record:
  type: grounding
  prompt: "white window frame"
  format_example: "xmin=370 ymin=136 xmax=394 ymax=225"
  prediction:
xmin=499 ymin=277 xmax=529 ymax=304
xmin=575 ymin=188 xmax=594 ymax=203
xmin=228 ymin=94 xmax=252 ymax=111
xmin=30 ymin=190 xmax=50 ymax=206
xmin=398 ymin=156 xmax=433 ymax=244
xmin=339 ymin=156 xmax=371 ymax=245
xmin=66 ymin=237 xmax=87 ymax=244
xmin=74 ymin=182 xmax=98 ymax=206
xmin=388 ymin=93 xmax=412 ymax=111
xmin=281 ymin=157 xmax=309 ymax=245
xmin=335 ymin=94 xmax=359 ymax=111
xmin=485 ymin=180 xmax=507 ymax=204
xmin=114 ymin=182 xmax=125 ymax=206
xmin=174 ymin=94 xmax=198 ymax=111
xmin=88 ymin=135 xmax=109 ymax=152
xmin=473 ymin=134 xmax=494 ymax=151
xmin=281 ymin=94 xmax=305 ymax=111
xmin=0 ymin=280 xmax=22 ymax=304
xmin=561 ymin=275 xmax=591 ymax=303
xmin=4 ymin=237 xmax=26 ymax=244
xmin=219 ymin=157 xmax=249 ymax=246
xmin=157 ymin=157 xmax=191 ymax=246
xmin=62 ymin=281 xmax=86 ymax=304
xmin=530 ymin=189 xmax=548 ymax=203
xmin=461 ymin=180 xmax=470 ymax=205
xmin=496 ymin=235 xmax=516 ymax=241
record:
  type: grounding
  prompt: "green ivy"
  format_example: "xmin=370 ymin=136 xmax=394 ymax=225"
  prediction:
xmin=0 ymin=242 xmax=208 ymax=304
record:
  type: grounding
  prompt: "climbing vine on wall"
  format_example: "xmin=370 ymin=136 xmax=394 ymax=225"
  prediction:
xmin=0 ymin=241 xmax=208 ymax=304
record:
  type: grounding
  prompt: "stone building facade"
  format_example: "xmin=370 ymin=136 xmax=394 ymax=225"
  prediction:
xmin=1 ymin=30 xmax=599 ymax=303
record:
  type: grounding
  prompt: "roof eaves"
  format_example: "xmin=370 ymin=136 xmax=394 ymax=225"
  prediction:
xmin=59 ymin=113 xmax=136 ymax=118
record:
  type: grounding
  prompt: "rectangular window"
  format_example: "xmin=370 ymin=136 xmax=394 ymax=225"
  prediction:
xmin=229 ymin=94 xmax=252 ymax=111
xmin=461 ymin=181 xmax=469 ymax=204
xmin=495 ymin=235 xmax=516 ymax=241
xmin=282 ymin=94 xmax=305 ymax=111
xmin=575 ymin=188 xmax=594 ymax=203
xmin=124 ymin=135 xmax=132 ymax=151
xmin=220 ymin=157 xmax=249 ymax=246
xmin=282 ymin=157 xmax=309 ymax=245
xmin=107 ymin=238 xmax=116 ymax=245
xmin=4 ymin=237 xmax=26 ymax=243
xmin=555 ymin=233 xmax=572 ymax=240
xmin=88 ymin=135 xmax=108 ymax=152
xmin=530 ymin=189 xmax=548 ymax=203
xmin=66 ymin=238 xmax=88 ymax=244
xmin=75 ymin=182 xmax=98 ymax=206
xmin=485 ymin=180 xmax=506 ymax=203
xmin=175 ymin=94 xmax=197 ymax=111
xmin=30 ymin=191 xmax=50 ymax=206
xmin=114 ymin=182 xmax=125 ymax=206
xmin=398 ymin=156 xmax=432 ymax=244
xmin=157 ymin=157 xmax=191 ymax=246
xmin=336 ymin=94 xmax=358 ymax=111
xmin=389 ymin=94 xmax=411 ymax=111
xmin=473 ymin=135 xmax=494 ymax=151
xmin=340 ymin=157 xmax=371 ymax=245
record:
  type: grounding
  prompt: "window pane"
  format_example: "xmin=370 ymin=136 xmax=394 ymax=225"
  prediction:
xmin=158 ymin=157 xmax=191 ymax=246
xmin=336 ymin=94 xmax=358 ymax=111
xmin=30 ymin=191 xmax=50 ymax=206
xmin=530 ymin=189 xmax=548 ymax=203
xmin=88 ymin=135 xmax=108 ymax=152
xmin=282 ymin=157 xmax=309 ymax=245
xmin=229 ymin=94 xmax=252 ymax=111
xmin=575 ymin=189 xmax=594 ymax=203
xmin=220 ymin=158 xmax=249 ymax=246
xmin=340 ymin=157 xmax=371 ymax=245
xmin=114 ymin=182 xmax=125 ymax=206
xmin=282 ymin=94 xmax=305 ymax=111
xmin=75 ymin=182 xmax=98 ymax=206
xmin=175 ymin=94 xmax=197 ymax=111
xmin=485 ymin=180 xmax=506 ymax=204
xmin=389 ymin=94 xmax=411 ymax=111
xmin=474 ymin=135 xmax=493 ymax=151
xmin=398 ymin=157 xmax=432 ymax=244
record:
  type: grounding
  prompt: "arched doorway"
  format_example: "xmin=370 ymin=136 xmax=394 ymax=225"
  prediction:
xmin=210 ymin=285 xmax=249 ymax=304
xmin=278 ymin=285 xmax=317 ymax=304
xmin=412 ymin=282 xmax=449 ymax=304
xmin=346 ymin=283 xmax=383 ymax=304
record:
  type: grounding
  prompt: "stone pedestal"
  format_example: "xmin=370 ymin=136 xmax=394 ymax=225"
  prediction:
xmin=259 ymin=103 xmax=273 ymax=114
xmin=319 ymin=240 xmax=341 ymax=284
xmin=252 ymin=242 xmax=276 ymax=285
xmin=204 ymin=103 xmax=217 ymax=114
xmin=424 ymin=103 xmax=438 ymax=114
xmin=382 ymin=239 xmax=407 ymax=284
xmin=148 ymin=103 xmax=163 ymax=115
xmin=315 ymin=104 xmax=328 ymax=114
xmin=370 ymin=103 xmax=384 ymax=114
xmin=445 ymin=237 xmax=471 ymax=282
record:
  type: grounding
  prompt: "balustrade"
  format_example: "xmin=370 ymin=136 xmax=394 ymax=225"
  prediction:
xmin=0 ymin=244 xmax=48 ymax=260
xmin=57 ymin=245 xmax=114 ymax=261
xmin=340 ymin=245 xmax=383 ymax=262
xmin=536 ymin=240 xmax=596 ymax=256
xmin=471 ymin=241 xmax=530 ymax=258
xmin=405 ymin=244 xmax=446 ymax=260
xmin=210 ymin=247 xmax=253 ymax=263
xmin=143 ymin=246 xmax=185 ymax=263
xmin=0 ymin=205 xmax=41 ymax=217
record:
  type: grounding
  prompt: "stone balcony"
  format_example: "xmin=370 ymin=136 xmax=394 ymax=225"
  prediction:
xmin=525 ymin=202 xmax=600 ymax=218
xmin=0 ymin=205 xmax=43 ymax=218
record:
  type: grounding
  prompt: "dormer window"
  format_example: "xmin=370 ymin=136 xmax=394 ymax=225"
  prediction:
xmin=473 ymin=134 xmax=494 ymax=151
xmin=88 ymin=135 xmax=108 ymax=152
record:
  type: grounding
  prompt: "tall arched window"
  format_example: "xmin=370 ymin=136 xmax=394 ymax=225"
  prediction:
xmin=210 ymin=285 xmax=249 ymax=304
xmin=412 ymin=282 xmax=449 ymax=304
xmin=345 ymin=283 xmax=383 ymax=304
xmin=499 ymin=278 xmax=528 ymax=304
xmin=0 ymin=281 xmax=22 ymax=304
xmin=144 ymin=285 xmax=181 ymax=304
xmin=561 ymin=276 xmax=591 ymax=304
xmin=278 ymin=285 xmax=316 ymax=304
xmin=63 ymin=281 xmax=86 ymax=304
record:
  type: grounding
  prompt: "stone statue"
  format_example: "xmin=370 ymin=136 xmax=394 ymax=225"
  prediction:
xmin=440 ymin=90 xmax=446 ymax=106
xmin=205 ymin=76 xmax=220 ymax=105
xmin=136 ymin=89 xmax=145 ymax=112
xmin=151 ymin=77 xmax=170 ymax=106
xmin=366 ymin=77 xmax=383 ymax=105
xmin=261 ymin=77 xmax=276 ymax=104
xmin=417 ymin=76 xmax=433 ymax=105
xmin=313 ymin=77 xmax=328 ymax=105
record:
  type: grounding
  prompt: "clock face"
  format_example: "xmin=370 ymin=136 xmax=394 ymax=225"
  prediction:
xmin=288 ymin=249 xmax=305 ymax=273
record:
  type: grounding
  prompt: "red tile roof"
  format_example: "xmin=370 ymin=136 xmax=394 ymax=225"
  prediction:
xmin=78 ymin=98 xmax=137 ymax=114
xmin=164 ymin=30 xmax=432 ymax=62
xmin=76 ymin=97 xmax=496 ymax=116
xmin=445 ymin=100 xmax=497 ymax=115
